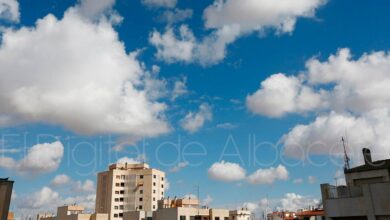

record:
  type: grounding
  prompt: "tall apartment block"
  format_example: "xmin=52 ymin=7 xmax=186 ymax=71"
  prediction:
xmin=95 ymin=163 xmax=165 ymax=220
xmin=0 ymin=178 xmax=14 ymax=220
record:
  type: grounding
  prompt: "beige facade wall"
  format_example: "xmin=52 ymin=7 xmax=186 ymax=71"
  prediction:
xmin=345 ymin=169 xmax=390 ymax=187
xmin=96 ymin=163 xmax=165 ymax=220
xmin=38 ymin=206 xmax=108 ymax=220
xmin=152 ymin=207 xmax=249 ymax=220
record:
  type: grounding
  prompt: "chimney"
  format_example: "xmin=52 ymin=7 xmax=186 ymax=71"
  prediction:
xmin=362 ymin=148 xmax=372 ymax=165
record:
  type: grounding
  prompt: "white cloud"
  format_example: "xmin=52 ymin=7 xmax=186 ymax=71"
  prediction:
xmin=247 ymin=165 xmax=289 ymax=185
xmin=51 ymin=174 xmax=71 ymax=187
xmin=141 ymin=0 xmax=177 ymax=8
xmin=247 ymin=49 xmax=390 ymax=163
xmin=293 ymin=178 xmax=304 ymax=184
xmin=0 ymin=141 xmax=64 ymax=176
xmin=150 ymin=25 xmax=196 ymax=63
xmin=180 ymin=103 xmax=212 ymax=133
xmin=242 ymin=202 xmax=259 ymax=212
xmin=208 ymin=161 xmax=246 ymax=182
xmin=50 ymin=174 xmax=95 ymax=193
xmin=0 ymin=7 xmax=170 ymax=139
xmin=117 ymin=154 xmax=147 ymax=164
xmin=246 ymin=73 xmax=324 ymax=117
xmin=150 ymin=0 xmax=326 ymax=65
xmin=0 ymin=0 xmax=20 ymax=22
xmin=150 ymin=24 xmax=240 ymax=66
xmin=308 ymin=176 xmax=316 ymax=184
xmin=0 ymin=148 xmax=20 ymax=154
xmin=204 ymin=0 xmax=326 ymax=34
xmin=169 ymin=161 xmax=189 ymax=172
xmin=202 ymin=195 xmax=213 ymax=206
xmin=16 ymin=186 xmax=96 ymax=216
xmin=278 ymin=193 xmax=319 ymax=212
xmin=171 ymin=76 xmax=188 ymax=101
xmin=158 ymin=8 xmax=193 ymax=25
xmin=77 ymin=0 xmax=116 ymax=18
xmin=73 ymin=179 xmax=95 ymax=193
xmin=216 ymin=122 xmax=236 ymax=129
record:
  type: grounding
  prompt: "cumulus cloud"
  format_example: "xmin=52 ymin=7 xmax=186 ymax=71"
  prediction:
xmin=204 ymin=0 xmax=326 ymax=34
xmin=171 ymin=76 xmax=188 ymax=101
xmin=293 ymin=178 xmax=304 ymax=184
xmin=0 ymin=141 xmax=63 ymax=176
xmin=16 ymin=186 xmax=96 ymax=216
xmin=208 ymin=161 xmax=246 ymax=182
xmin=0 ymin=0 xmax=19 ymax=22
xmin=180 ymin=103 xmax=212 ymax=133
xmin=77 ymin=0 xmax=116 ymax=19
xmin=202 ymin=195 xmax=213 ymax=206
xmin=278 ymin=193 xmax=319 ymax=211
xmin=158 ymin=8 xmax=193 ymax=25
xmin=141 ymin=0 xmax=177 ymax=8
xmin=150 ymin=0 xmax=326 ymax=65
xmin=247 ymin=165 xmax=289 ymax=185
xmin=51 ymin=174 xmax=72 ymax=187
xmin=73 ymin=179 xmax=95 ymax=193
xmin=247 ymin=49 xmax=390 ymax=163
xmin=0 ymin=7 xmax=170 ymax=139
xmin=246 ymin=73 xmax=324 ymax=117
xmin=169 ymin=161 xmax=189 ymax=172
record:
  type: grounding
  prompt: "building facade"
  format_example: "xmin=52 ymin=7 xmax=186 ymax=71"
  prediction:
xmin=37 ymin=205 xmax=108 ymax=220
xmin=321 ymin=148 xmax=390 ymax=220
xmin=150 ymin=198 xmax=251 ymax=220
xmin=0 ymin=178 xmax=13 ymax=220
xmin=95 ymin=163 xmax=165 ymax=220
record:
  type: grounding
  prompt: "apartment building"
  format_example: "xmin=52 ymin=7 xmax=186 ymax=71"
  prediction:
xmin=0 ymin=178 xmax=13 ymax=220
xmin=95 ymin=163 xmax=165 ymax=220
xmin=321 ymin=148 xmax=390 ymax=220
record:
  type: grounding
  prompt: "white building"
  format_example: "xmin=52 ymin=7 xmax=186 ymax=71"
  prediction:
xmin=37 ymin=205 xmax=108 ymax=220
xmin=321 ymin=148 xmax=390 ymax=220
xmin=95 ymin=163 xmax=166 ymax=220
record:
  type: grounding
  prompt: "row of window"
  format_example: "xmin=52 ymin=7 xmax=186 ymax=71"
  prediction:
xmin=115 ymin=175 xmax=164 ymax=181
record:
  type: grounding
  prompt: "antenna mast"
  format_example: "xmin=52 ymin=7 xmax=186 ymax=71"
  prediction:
xmin=342 ymin=137 xmax=350 ymax=171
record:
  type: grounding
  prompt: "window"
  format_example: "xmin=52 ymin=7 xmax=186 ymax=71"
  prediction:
xmin=120 ymin=182 xmax=125 ymax=187
xmin=215 ymin=218 xmax=220 ymax=220
xmin=153 ymin=197 xmax=156 ymax=201
xmin=153 ymin=175 xmax=156 ymax=179
xmin=161 ymin=184 xmax=164 ymax=188
xmin=139 ymin=205 xmax=143 ymax=210
xmin=224 ymin=218 xmax=229 ymax=220
xmin=115 ymin=191 xmax=119 ymax=194
xmin=121 ymin=175 xmax=125 ymax=179
xmin=115 ymin=198 xmax=119 ymax=202
xmin=119 ymin=213 xmax=123 ymax=217
xmin=153 ymin=205 xmax=156 ymax=209
xmin=153 ymin=182 xmax=156 ymax=186
xmin=114 ymin=206 xmax=118 ymax=210
xmin=180 ymin=216 xmax=186 ymax=220
xmin=153 ymin=190 xmax=156 ymax=194
xmin=114 ymin=214 xmax=118 ymax=218
xmin=120 ymin=190 xmax=124 ymax=194
xmin=162 ymin=177 xmax=164 ymax=181
xmin=116 ymin=175 xmax=120 ymax=179
xmin=140 ymin=175 xmax=144 ymax=179
xmin=120 ymin=197 xmax=124 ymax=202
xmin=161 ymin=191 xmax=164 ymax=195
xmin=115 ymin=183 xmax=119 ymax=187
xmin=140 ymin=190 xmax=143 ymax=194
xmin=119 ymin=205 xmax=124 ymax=210
xmin=139 ymin=198 xmax=143 ymax=202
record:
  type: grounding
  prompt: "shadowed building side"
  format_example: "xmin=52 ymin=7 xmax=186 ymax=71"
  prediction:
xmin=0 ymin=178 xmax=14 ymax=220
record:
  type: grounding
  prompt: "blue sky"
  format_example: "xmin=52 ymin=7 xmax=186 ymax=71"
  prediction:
xmin=1 ymin=0 xmax=390 ymax=217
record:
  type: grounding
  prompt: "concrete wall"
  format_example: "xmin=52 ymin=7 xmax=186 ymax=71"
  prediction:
xmin=346 ymin=169 xmax=390 ymax=187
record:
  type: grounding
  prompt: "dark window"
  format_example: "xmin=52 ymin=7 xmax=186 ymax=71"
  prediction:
xmin=153 ymin=182 xmax=156 ymax=186
xmin=115 ymin=198 xmax=119 ymax=202
xmin=120 ymin=197 xmax=124 ymax=202
xmin=139 ymin=197 xmax=143 ymax=201
xmin=140 ymin=190 xmax=143 ymax=194
xmin=115 ymin=183 xmax=119 ymax=186
xmin=114 ymin=214 xmax=118 ymax=218
xmin=120 ymin=182 xmax=125 ymax=187
xmin=139 ymin=205 xmax=143 ymax=210
xmin=120 ymin=190 xmax=124 ymax=194
xmin=224 ymin=218 xmax=229 ymax=220
xmin=180 ymin=216 xmax=186 ymax=220
xmin=153 ymin=190 xmax=156 ymax=194
xmin=153 ymin=175 xmax=156 ymax=179
xmin=162 ymin=177 xmax=164 ymax=181
xmin=119 ymin=213 xmax=123 ymax=217
xmin=140 ymin=175 xmax=144 ymax=179
xmin=215 ymin=217 xmax=220 ymax=220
